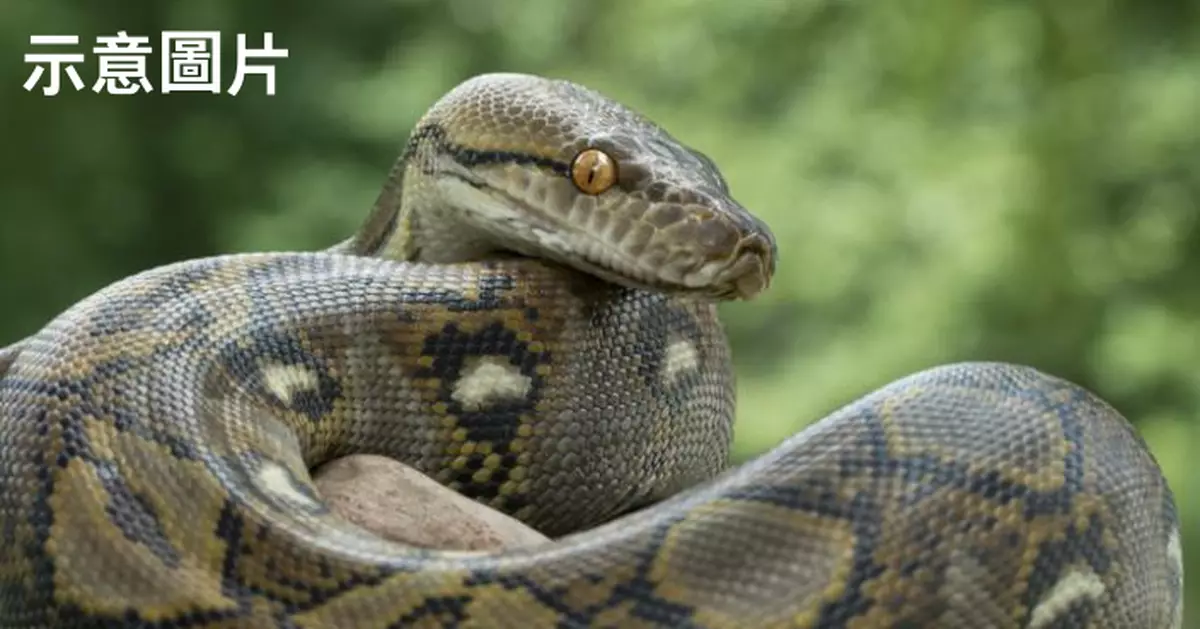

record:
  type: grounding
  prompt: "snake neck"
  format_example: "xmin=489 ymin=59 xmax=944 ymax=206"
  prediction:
xmin=337 ymin=131 xmax=423 ymax=261
xmin=339 ymin=125 xmax=517 ymax=265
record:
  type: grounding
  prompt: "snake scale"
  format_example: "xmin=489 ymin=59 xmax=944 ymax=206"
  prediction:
xmin=0 ymin=73 xmax=1184 ymax=628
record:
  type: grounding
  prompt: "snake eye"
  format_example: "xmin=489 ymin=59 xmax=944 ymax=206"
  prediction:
xmin=570 ymin=148 xmax=617 ymax=195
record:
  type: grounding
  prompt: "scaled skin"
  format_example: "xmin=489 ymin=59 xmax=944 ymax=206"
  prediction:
xmin=0 ymin=73 xmax=1181 ymax=628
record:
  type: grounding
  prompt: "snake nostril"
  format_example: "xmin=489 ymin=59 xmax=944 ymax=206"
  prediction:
xmin=735 ymin=234 xmax=776 ymax=276
xmin=718 ymin=236 xmax=775 ymax=299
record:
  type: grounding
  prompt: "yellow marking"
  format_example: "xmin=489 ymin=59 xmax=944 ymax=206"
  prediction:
xmin=662 ymin=339 xmax=699 ymax=384
xmin=792 ymin=610 xmax=819 ymax=628
xmin=1028 ymin=566 xmax=1105 ymax=629
xmin=450 ymin=356 xmax=532 ymax=411
xmin=879 ymin=385 xmax=1072 ymax=493
xmin=48 ymin=419 xmax=235 ymax=618
xmin=1167 ymin=527 xmax=1183 ymax=577
xmin=1168 ymin=528 xmax=1184 ymax=629
xmin=255 ymin=460 xmax=317 ymax=507
xmin=379 ymin=212 xmax=415 ymax=261
xmin=458 ymin=583 xmax=564 ymax=627
xmin=562 ymin=563 xmax=640 ymax=618
xmin=260 ymin=363 xmax=319 ymax=405
xmin=646 ymin=499 xmax=853 ymax=626
xmin=934 ymin=550 xmax=1012 ymax=626
xmin=292 ymin=570 xmax=566 ymax=628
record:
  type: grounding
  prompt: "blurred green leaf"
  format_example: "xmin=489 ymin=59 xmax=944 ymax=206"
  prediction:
xmin=1 ymin=0 xmax=1196 ymax=616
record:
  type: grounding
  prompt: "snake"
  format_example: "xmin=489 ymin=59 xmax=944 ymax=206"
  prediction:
xmin=0 ymin=73 xmax=1184 ymax=628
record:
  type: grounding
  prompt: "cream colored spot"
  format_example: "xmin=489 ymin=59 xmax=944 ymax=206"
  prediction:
xmin=1168 ymin=528 xmax=1184 ymax=629
xmin=261 ymin=363 xmax=318 ymax=404
xmin=451 ymin=356 xmax=531 ymax=411
xmin=1168 ymin=528 xmax=1183 ymax=577
xmin=662 ymin=339 xmax=699 ymax=384
xmin=256 ymin=461 xmax=316 ymax=506
xmin=1028 ymin=566 xmax=1106 ymax=629
xmin=937 ymin=550 xmax=1009 ymax=626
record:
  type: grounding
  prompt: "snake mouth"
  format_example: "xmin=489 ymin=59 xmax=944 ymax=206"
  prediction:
xmin=697 ymin=236 xmax=775 ymax=300
xmin=517 ymin=207 xmax=775 ymax=302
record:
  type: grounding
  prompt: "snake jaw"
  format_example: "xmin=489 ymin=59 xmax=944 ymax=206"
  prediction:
xmin=686 ymin=234 xmax=775 ymax=301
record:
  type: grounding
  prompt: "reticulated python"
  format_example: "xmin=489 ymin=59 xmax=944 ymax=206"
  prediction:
xmin=0 ymin=73 xmax=1184 ymax=628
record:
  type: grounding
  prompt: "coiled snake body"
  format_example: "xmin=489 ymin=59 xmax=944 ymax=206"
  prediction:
xmin=0 ymin=74 xmax=1183 ymax=628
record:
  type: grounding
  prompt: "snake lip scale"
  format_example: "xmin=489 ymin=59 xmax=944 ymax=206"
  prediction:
xmin=0 ymin=72 xmax=1184 ymax=628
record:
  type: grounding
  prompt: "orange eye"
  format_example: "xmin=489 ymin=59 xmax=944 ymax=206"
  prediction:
xmin=570 ymin=148 xmax=617 ymax=195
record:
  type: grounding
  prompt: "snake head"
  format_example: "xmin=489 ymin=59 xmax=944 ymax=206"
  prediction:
xmin=396 ymin=72 xmax=777 ymax=301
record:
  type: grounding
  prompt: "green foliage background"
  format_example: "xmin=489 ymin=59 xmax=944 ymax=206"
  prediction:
xmin=1 ymin=0 xmax=1195 ymax=617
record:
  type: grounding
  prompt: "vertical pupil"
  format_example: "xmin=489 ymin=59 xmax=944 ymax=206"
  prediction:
xmin=573 ymin=151 xmax=610 ymax=192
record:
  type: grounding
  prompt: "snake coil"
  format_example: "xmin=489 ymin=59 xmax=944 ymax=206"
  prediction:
xmin=0 ymin=73 xmax=1183 ymax=628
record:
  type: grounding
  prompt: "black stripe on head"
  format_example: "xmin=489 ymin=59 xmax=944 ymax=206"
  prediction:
xmin=413 ymin=123 xmax=571 ymax=176
xmin=447 ymin=144 xmax=570 ymax=177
